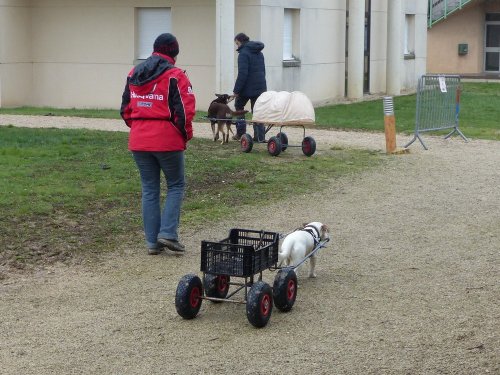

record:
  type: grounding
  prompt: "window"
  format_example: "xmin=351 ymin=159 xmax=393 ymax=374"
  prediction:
xmin=486 ymin=13 xmax=500 ymax=22
xmin=283 ymin=8 xmax=300 ymax=62
xmin=485 ymin=14 xmax=500 ymax=72
xmin=136 ymin=8 xmax=171 ymax=60
xmin=404 ymin=14 xmax=415 ymax=57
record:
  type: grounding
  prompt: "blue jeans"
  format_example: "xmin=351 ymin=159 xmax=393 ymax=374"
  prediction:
xmin=132 ymin=151 xmax=185 ymax=249
xmin=252 ymin=123 xmax=266 ymax=142
xmin=235 ymin=95 xmax=266 ymax=142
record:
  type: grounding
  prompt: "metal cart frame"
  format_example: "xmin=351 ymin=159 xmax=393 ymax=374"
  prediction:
xmin=204 ymin=117 xmax=317 ymax=157
xmin=175 ymin=228 xmax=329 ymax=328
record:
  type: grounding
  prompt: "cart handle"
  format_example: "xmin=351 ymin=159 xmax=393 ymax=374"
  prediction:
xmin=291 ymin=238 xmax=330 ymax=271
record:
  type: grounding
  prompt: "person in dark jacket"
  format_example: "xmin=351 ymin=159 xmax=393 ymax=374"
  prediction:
xmin=120 ymin=33 xmax=196 ymax=255
xmin=232 ymin=33 xmax=267 ymax=142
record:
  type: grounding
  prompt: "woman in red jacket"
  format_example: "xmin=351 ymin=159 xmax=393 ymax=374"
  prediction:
xmin=121 ymin=33 xmax=196 ymax=255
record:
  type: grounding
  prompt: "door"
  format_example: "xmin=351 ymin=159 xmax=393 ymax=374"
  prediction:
xmin=485 ymin=13 xmax=500 ymax=73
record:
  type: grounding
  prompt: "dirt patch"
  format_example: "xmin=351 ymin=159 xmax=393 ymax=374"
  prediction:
xmin=0 ymin=115 xmax=498 ymax=374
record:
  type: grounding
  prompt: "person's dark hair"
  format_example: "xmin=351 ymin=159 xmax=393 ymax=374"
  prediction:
xmin=234 ymin=33 xmax=250 ymax=43
xmin=153 ymin=33 xmax=179 ymax=58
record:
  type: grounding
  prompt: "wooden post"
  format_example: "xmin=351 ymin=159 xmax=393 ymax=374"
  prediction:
xmin=383 ymin=96 xmax=397 ymax=154
xmin=382 ymin=96 xmax=409 ymax=155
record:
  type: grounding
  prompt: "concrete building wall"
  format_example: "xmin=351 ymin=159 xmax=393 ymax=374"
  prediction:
xmin=0 ymin=0 xmax=427 ymax=109
xmin=30 ymin=1 xmax=132 ymax=108
xmin=369 ymin=0 xmax=428 ymax=95
xmin=427 ymin=0 xmax=500 ymax=74
xmin=170 ymin=1 xmax=216 ymax=111
xmin=369 ymin=0 xmax=388 ymax=94
xmin=233 ymin=1 xmax=346 ymax=105
xmin=298 ymin=4 xmax=346 ymax=102
xmin=402 ymin=0 xmax=428 ymax=90
xmin=28 ymin=0 xmax=218 ymax=109
xmin=0 ymin=0 xmax=32 ymax=107
xmin=1 ymin=0 xmax=218 ymax=109
xmin=427 ymin=3 xmax=485 ymax=74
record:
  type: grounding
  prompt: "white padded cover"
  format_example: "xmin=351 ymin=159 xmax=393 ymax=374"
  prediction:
xmin=251 ymin=91 xmax=315 ymax=124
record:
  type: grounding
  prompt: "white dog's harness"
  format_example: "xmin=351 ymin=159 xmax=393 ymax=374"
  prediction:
xmin=301 ymin=225 xmax=321 ymax=246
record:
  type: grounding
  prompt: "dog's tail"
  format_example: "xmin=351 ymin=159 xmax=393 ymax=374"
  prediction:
xmin=277 ymin=239 xmax=292 ymax=267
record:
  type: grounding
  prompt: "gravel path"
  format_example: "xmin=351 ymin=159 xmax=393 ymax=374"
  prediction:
xmin=0 ymin=115 xmax=498 ymax=374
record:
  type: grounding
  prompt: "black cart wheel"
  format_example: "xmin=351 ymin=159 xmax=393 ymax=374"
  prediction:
xmin=175 ymin=274 xmax=203 ymax=320
xmin=203 ymin=274 xmax=230 ymax=301
xmin=240 ymin=134 xmax=253 ymax=153
xmin=302 ymin=136 xmax=316 ymax=156
xmin=276 ymin=132 xmax=288 ymax=151
xmin=246 ymin=281 xmax=273 ymax=328
xmin=273 ymin=268 xmax=298 ymax=312
xmin=267 ymin=136 xmax=282 ymax=156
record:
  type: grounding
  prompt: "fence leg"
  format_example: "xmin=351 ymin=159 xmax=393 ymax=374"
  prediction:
xmin=404 ymin=135 xmax=416 ymax=149
xmin=416 ymin=134 xmax=428 ymax=150
xmin=444 ymin=127 xmax=469 ymax=142
xmin=404 ymin=133 xmax=428 ymax=150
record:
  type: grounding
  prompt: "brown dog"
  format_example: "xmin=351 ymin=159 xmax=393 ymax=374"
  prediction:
xmin=208 ymin=94 xmax=248 ymax=144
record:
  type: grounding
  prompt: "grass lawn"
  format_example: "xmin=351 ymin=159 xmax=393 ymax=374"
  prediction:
xmin=315 ymin=82 xmax=500 ymax=141
xmin=0 ymin=126 xmax=382 ymax=273
xmin=0 ymin=82 xmax=497 ymax=274
xmin=0 ymin=107 xmax=121 ymax=119
xmin=2 ymin=83 xmax=498 ymax=140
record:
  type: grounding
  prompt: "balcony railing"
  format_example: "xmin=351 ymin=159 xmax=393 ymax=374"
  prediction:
xmin=428 ymin=0 xmax=474 ymax=27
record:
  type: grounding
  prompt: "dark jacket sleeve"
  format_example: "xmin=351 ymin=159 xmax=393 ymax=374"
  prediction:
xmin=167 ymin=72 xmax=195 ymax=141
xmin=120 ymin=77 xmax=132 ymax=127
xmin=233 ymin=52 xmax=249 ymax=95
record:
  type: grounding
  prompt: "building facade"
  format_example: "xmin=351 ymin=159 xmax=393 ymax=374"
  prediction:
xmin=0 ymin=0 xmax=428 ymax=110
xmin=427 ymin=0 xmax=500 ymax=76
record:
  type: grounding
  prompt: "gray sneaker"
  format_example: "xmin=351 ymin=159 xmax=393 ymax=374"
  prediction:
xmin=158 ymin=238 xmax=185 ymax=252
xmin=148 ymin=247 xmax=163 ymax=255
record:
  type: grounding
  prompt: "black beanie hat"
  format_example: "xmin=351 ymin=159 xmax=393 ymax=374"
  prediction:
xmin=153 ymin=33 xmax=179 ymax=58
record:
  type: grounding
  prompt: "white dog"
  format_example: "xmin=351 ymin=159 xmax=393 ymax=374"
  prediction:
xmin=278 ymin=222 xmax=330 ymax=278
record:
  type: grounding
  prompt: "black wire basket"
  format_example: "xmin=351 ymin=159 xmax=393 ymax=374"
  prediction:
xmin=200 ymin=228 xmax=279 ymax=277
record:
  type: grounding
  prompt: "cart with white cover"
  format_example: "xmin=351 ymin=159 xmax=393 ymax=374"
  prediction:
xmin=239 ymin=91 xmax=317 ymax=157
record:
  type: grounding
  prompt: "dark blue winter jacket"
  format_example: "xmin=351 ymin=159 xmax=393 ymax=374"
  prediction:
xmin=233 ymin=41 xmax=267 ymax=98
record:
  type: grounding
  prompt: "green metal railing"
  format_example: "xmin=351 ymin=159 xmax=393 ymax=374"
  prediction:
xmin=428 ymin=0 xmax=474 ymax=27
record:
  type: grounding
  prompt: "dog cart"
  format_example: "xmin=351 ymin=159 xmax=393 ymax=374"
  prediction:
xmin=175 ymin=228 xmax=329 ymax=328
xmin=204 ymin=90 xmax=317 ymax=157
xmin=202 ymin=117 xmax=317 ymax=157
xmin=239 ymin=90 xmax=317 ymax=157
xmin=238 ymin=120 xmax=316 ymax=157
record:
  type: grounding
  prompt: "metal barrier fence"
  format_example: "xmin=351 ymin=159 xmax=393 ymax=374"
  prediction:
xmin=405 ymin=74 xmax=468 ymax=150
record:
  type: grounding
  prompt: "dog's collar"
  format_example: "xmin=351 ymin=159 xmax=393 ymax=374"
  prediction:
xmin=302 ymin=225 xmax=321 ymax=246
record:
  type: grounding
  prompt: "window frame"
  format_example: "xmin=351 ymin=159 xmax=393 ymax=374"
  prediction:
xmin=404 ymin=14 xmax=415 ymax=59
xmin=485 ymin=14 xmax=500 ymax=72
xmin=135 ymin=7 xmax=172 ymax=61
xmin=283 ymin=8 xmax=301 ymax=66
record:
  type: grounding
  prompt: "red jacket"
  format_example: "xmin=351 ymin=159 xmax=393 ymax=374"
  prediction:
xmin=120 ymin=53 xmax=195 ymax=151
